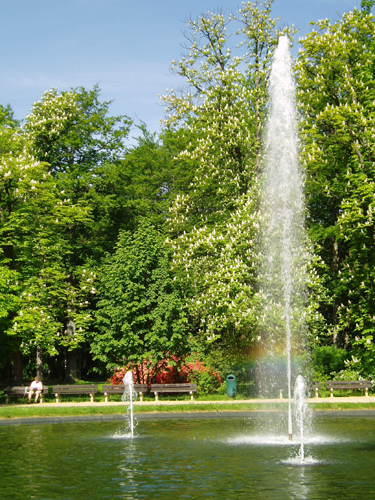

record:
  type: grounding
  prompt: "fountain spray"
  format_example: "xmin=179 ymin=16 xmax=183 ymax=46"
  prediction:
xmin=294 ymin=375 xmax=308 ymax=461
xmin=122 ymin=371 xmax=136 ymax=437
xmin=262 ymin=35 xmax=305 ymax=442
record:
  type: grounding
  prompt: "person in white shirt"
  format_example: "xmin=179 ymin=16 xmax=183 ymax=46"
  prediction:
xmin=28 ymin=376 xmax=43 ymax=404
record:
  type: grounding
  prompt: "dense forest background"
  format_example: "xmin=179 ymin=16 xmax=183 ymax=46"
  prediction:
xmin=1 ymin=0 xmax=375 ymax=393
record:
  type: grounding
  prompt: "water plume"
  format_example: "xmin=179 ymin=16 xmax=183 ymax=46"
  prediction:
xmin=258 ymin=35 xmax=308 ymax=440
xmin=122 ymin=371 xmax=138 ymax=438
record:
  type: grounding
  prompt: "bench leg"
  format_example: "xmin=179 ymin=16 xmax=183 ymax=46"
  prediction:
xmin=104 ymin=393 xmax=109 ymax=403
xmin=5 ymin=395 xmax=11 ymax=404
xmin=55 ymin=394 xmax=60 ymax=403
xmin=279 ymin=390 xmax=283 ymax=399
xmin=330 ymin=388 xmax=333 ymax=398
xmin=40 ymin=394 xmax=45 ymax=404
xmin=190 ymin=391 xmax=194 ymax=401
xmin=139 ymin=392 xmax=143 ymax=402
xmin=90 ymin=393 xmax=95 ymax=403
xmin=315 ymin=388 xmax=319 ymax=398
xmin=365 ymin=387 xmax=369 ymax=397
xmin=154 ymin=392 xmax=158 ymax=402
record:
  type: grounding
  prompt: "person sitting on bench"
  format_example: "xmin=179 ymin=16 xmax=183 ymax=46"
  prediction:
xmin=28 ymin=376 xmax=43 ymax=404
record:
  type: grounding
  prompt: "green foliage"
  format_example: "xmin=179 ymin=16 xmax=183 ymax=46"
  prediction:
xmin=91 ymin=220 xmax=188 ymax=371
xmin=0 ymin=122 xmax=94 ymax=358
xmin=23 ymin=85 xmax=134 ymax=262
xmin=114 ymin=124 xmax=195 ymax=232
xmin=296 ymin=7 xmax=375 ymax=358
xmin=361 ymin=0 xmax=375 ymax=14
xmin=163 ymin=2 xmax=295 ymax=354
xmin=312 ymin=346 xmax=347 ymax=380
xmin=24 ymin=85 xmax=132 ymax=177
xmin=332 ymin=369 xmax=363 ymax=381
xmin=189 ymin=369 xmax=221 ymax=394
xmin=0 ymin=104 xmax=18 ymax=128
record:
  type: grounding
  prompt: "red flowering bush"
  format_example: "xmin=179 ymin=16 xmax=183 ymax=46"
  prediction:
xmin=108 ymin=355 xmax=222 ymax=394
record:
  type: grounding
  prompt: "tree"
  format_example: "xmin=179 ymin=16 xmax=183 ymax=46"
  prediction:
xmin=0 ymin=115 xmax=95 ymax=381
xmin=19 ymin=86 xmax=134 ymax=380
xmin=23 ymin=86 xmax=133 ymax=262
xmin=162 ymin=2 xmax=293 ymax=355
xmin=296 ymin=5 xmax=375 ymax=373
xmin=91 ymin=220 xmax=188 ymax=379
xmin=24 ymin=85 xmax=132 ymax=178
xmin=0 ymin=91 xmax=121 ymax=381
xmin=0 ymin=104 xmax=19 ymax=128
xmin=108 ymin=123 xmax=196 ymax=234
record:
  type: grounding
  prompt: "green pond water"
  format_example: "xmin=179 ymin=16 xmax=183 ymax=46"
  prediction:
xmin=1 ymin=414 xmax=375 ymax=499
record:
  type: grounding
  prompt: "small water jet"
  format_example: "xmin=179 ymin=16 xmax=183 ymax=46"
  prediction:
xmin=294 ymin=375 xmax=309 ymax=461
xmin=121 ymin=371 xmax=138 ymax=437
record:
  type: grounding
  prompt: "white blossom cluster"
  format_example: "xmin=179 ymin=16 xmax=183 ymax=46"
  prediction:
xmin=160 ymin=5 xmax=296 ymax=349
xmin=23 ymin=88 xmax=78 ymax=154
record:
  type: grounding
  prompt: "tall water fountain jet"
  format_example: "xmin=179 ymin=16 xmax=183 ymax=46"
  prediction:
xmin=260 ymin=35 xmax=307 ymax=442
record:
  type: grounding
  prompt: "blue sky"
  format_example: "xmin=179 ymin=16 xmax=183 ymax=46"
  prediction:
xmin=0 ymin=0 xmax=367 ymax=140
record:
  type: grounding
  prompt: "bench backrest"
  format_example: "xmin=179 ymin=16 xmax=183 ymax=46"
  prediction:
xmin=325 ymin=380 xmax=372 ymax=389
xmin=101 ymin=384 xmax=148 ymax=394
xmin=310 ymin=382 xmax=321 ymax=389
xmin=52 ymin=385 xmax=98 ymax=394
xmin=5 ymin=386 xmax=48 ymax=395
xmin=150 ymin=383 xmax=197 ymax=392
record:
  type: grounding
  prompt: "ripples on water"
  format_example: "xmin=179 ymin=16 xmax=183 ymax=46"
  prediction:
xmin=0 ymin=416 xmax=375 ymax=499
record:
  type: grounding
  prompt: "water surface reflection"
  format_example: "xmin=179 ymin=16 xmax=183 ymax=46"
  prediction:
xmin=0 ymin=416 xmax=374 ymax=499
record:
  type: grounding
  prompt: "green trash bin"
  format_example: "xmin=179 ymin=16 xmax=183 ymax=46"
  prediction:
xmin=226 ymin=374 xmax=237 ymax=398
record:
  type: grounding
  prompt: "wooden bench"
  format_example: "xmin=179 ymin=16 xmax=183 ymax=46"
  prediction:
xmin=150 ymin=383 xmax=197 ymax=402
xmin=279 ymin=382 xmax=321 ymax=399
xmin=325 ymin=380 xmax=372 ymax=397
xmin=4 ymin=386 xmax=49 ymax=404
xmin=52 ymin=385 xmax=98 ymax=403
xmin=311 ymin=382 xmax=321 ymax=398
xmin=101 ymin=384 xmax=148 ymax=403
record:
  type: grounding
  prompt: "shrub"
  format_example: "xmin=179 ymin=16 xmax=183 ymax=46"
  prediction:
xmin=108 ymin=355 xmax=222 ymax=393
xmin=312 ymin=345 xmax=347 ymax=379
xmin=331 ymin=369 xmax=363 ymax=381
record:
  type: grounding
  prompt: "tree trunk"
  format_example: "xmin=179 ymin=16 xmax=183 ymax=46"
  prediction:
xmin=12 ymin=347 xmax=23 ymax=384
xmin=65 ymin=319 xmax=79 ymax=383
xmin=36 ymin=345 xmax=44 ymax=382
xmin=65 ymin=349 xmax=79 ymax=383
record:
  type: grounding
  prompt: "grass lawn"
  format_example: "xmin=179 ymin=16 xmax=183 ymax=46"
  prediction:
xmin=1 ymin=401 xmax=375 ymax=420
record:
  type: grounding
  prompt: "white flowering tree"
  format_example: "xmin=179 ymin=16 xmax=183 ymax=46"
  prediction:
xmin=24 ymin=86 xmax=133 ymax=260
xmin=24 ymin=85 xmax=132 ymax=177
xmin=162 ymin=2 xmax=292 ymax=355
xmin=0 ymin=113 xmax=96 ymax=381
xmin=14 ymin=86 xmax=133 ymax=381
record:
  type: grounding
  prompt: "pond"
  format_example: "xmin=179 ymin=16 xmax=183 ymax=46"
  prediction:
xmin=1 ymin=412 xmax=375 ymax=499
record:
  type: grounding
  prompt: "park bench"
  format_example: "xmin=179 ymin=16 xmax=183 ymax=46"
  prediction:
xmin=101 ymin=384 xmax=148 ymax=403
xmin=4 ymin=385 xmax=49 ymax=404
xmin=150 ymin=383 xmax=197 ymax=402
xmin=279 ymin=382 xmax=321 ymax=399
xmin=325 ymin=380 xmax=372 ymax=397
xmin=52 ymin=384 xmax=98 ymax=403
xmin=311 ymin=382 xmax=321 ymax=398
